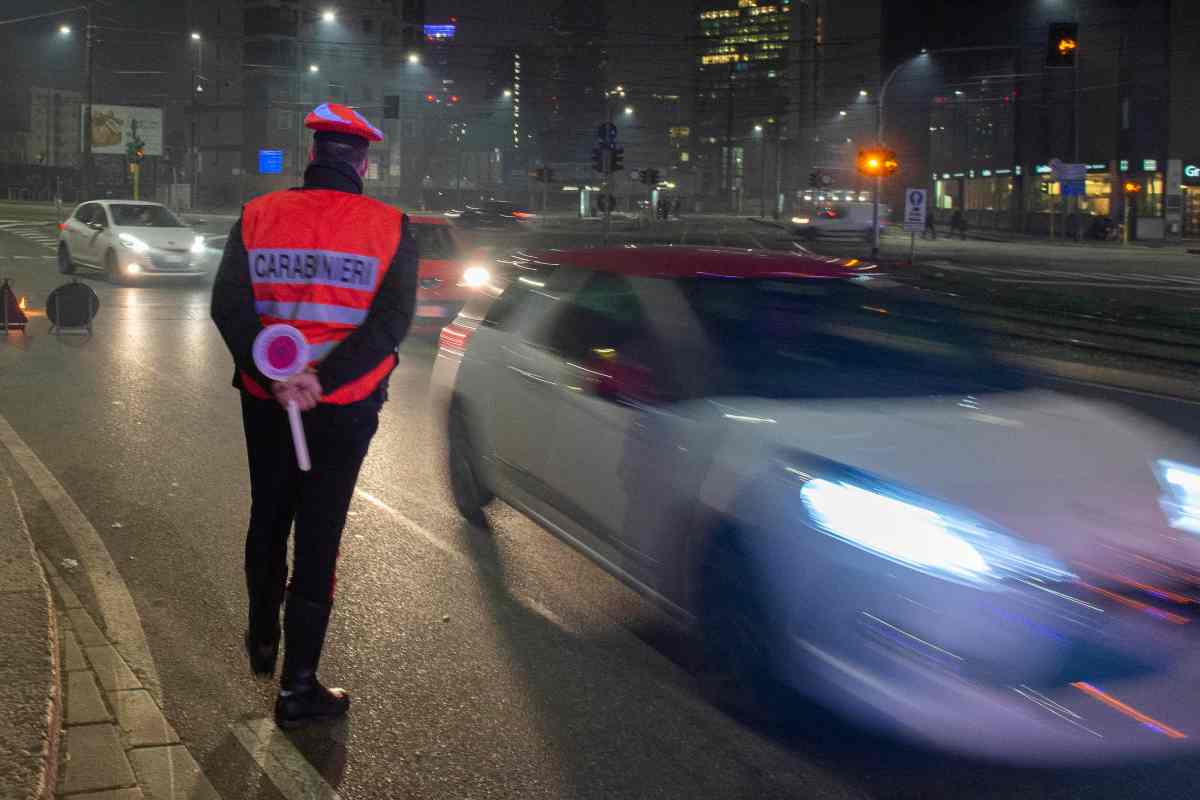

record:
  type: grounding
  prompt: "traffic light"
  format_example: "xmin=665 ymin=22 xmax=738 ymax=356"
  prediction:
xmin=808 ymin=171 xmax=820 ymax=189
xmin=422 ymin=93 xmax=437 ymax=104
xmin=592 ymin=145 xmax=605 ymax=173
xmin=856 ymin=148 xmax=898 ymax=177
xmin=641 ymin=168 xmax=660 ymax=186
xmin=612 ymin=145 xmax=624 ymax=172
xmin=1046 ymin=22 xmax=1078 ymax=68
xmin=134 ymin=146 xmax=144 ymax=163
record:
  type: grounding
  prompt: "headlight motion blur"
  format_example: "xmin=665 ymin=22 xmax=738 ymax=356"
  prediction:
xmin=792 ymin=216 xmax=811 ymax=225
xmin=190 ymin=235 xmax=205 ymax=254
xmin=118 ymin=233 xmax=149 ymax=254
xmin=797 ymin=469 xmax=1074 ymax=587
xmin=462 ymin=264 xmax=490 ymax=288
xmin=1156 ymin=459 xmax=1200 ymax=535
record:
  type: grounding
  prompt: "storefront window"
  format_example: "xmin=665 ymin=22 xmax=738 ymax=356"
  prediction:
xmin=1078 ymin=173 xmax=1113 ymax=217
xmin=964 ymin=176 xmax=1013 ymax=212
xmin=934 ymin=178 xmax=959 ymax=210
xmin=1137 ymin=172 xmax=1164 ymax=217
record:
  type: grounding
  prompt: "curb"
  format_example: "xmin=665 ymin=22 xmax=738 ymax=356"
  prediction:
xmin=997 ymin=351 xmax=1200 ymax=402
xmin=0 ymin=468 xmax=60 ymax=800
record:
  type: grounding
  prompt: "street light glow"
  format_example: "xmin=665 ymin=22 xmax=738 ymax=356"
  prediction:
xmin=839 ymin=110 xmax=848 ymax=116
xmin=624 ymin=106 xmax=634 ymax=115
xmin=59 ymin=24 xmax=72 ymax=35
xmin=503 ymin=89 xmax=513 ymax=98
xmin=190 ymin=31 xmax=201 ymax=41
xmin=309 ymin=63 xmax=320 ymax=73
xmin=322 ymin=9 xmax=336 ymax=22
xmin=754 ymin=124 xmax=763 ymax=132
xmin=408 ymin=52 xmax=420 ymax=65
xmin=859 ymin=89 xmax=868 ymax=97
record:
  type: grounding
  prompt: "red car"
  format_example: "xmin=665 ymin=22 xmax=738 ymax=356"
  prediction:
xmin=408 ymin=215 xmax=492 ymax=333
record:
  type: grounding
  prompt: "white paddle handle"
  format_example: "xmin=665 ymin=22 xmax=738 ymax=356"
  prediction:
xmin=287 ymin=400 xmax=311 ymax=472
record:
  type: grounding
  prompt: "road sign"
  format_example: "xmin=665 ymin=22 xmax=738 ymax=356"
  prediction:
xmin=1060 ymin=180 xmax=1086 ymax=197
xmin=903 ymin=189 xmax=927 ymax=233
xmin=1050 ymin=159 xmax=1086 ymax=182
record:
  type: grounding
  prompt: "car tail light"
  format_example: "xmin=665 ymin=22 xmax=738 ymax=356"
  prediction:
xmin=512 ymin=210 xmax=532 ymax=219
xmin=438 ymin=320 xmax=474 ymax=355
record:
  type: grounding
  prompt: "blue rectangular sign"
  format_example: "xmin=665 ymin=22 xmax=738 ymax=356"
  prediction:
xmin=258 ymin=149 xmax=284 ymax=175
xmin=1060 ymin=179 xmax=1086 ymax=197
xmin=424 ymin=24 xmax=456 ymax=39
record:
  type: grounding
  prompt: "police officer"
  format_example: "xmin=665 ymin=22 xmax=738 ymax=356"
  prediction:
xmin=211 ymin=103 xmax=417 ymax=728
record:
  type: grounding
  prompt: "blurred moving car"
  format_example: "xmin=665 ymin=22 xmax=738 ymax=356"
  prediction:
xmin=408 ymin=215 xmax=493 ymax=333
xmin=791 ymin=203 xmax=888 ymax=242
xmin=437 ymin=246 xmax=1200 ymax=763
xmin=445 ymin=200 xmax=534 ymax=228
xmin=58 ymin=200 xmax=208 ymax=283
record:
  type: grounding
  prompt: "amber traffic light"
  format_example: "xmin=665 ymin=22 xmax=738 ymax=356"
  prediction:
xmin=857 ymin=148 xmax=898 ymax=177
xmin=1046 ymin=22 xmax=1079 ymax=67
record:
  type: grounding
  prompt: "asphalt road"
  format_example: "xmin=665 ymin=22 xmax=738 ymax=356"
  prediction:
xmin=5 ymin=217 xmax=1200 ymax=799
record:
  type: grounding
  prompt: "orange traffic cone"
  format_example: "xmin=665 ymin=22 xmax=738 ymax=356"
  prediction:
xmin=1 ymin=279 xmax=28 ymax=331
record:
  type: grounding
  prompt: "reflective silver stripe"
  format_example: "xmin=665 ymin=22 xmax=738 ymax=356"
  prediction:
xmin=308 ymin=340 xmax=339 ymax=361
xmin=255 ymin=300 xmax=367 ymax=326
xmin=248 ymin=248 xmax=379 ymax=290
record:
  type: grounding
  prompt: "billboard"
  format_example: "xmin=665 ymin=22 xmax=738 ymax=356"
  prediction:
xmin=84 ymin=105 xmax=163 ymax=156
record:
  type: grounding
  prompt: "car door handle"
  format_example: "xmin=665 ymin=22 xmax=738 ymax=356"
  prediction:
xmin=509 ymin=365 xmax=554 ymax=386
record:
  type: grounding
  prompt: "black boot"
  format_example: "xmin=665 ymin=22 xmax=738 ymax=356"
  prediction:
xmin=274 ymin=593 xmax=350 ymax=728
xmin=244 ymin=571 xmax=285 ymax=679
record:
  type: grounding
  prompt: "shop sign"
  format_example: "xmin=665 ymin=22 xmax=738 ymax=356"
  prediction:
xmin=1085 ymin=163 xmax=1108 ymax=172
xmin=1184 ymin=164 xmax=1200 ymax=183
xmin=1119 ymin=159 xmax=1129 ymax=171
xmin=995 ymin=168 xmax=1012 ymax=175
xmin=1034 ymin=164 xmax=1052 ymax=174
xmin=980 ymin=169 xmax=992 ymax=177
xmin=1143 ymin=159 xmax=1158 ymax=172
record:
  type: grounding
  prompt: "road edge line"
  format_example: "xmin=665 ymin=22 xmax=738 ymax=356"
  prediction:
xmin=0 ymin=410 xmax=161 ymax=702
xmin=997 ymin=352 xmax=1200 ymax=402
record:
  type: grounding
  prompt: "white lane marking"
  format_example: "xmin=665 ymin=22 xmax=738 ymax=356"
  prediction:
xmin=230 ymin=718 xmax=340 ymax=800
xmin=0 ymin=411 xmax=161 ymax=701
xmin=354 ymin=489 xmax=460 ymax=561
xmin=988 ymin=278 xmax=1200 ymax=290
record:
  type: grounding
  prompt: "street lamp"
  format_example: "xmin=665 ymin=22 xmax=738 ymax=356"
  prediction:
xmin=624 ymin=106 xmax=633 ymax=115
xmin=754 ymin=124 xmax=763 ymax=132
xmin=321 ymin=9 xmax=336 ymax=23
xmin=502 ymin=89 xmax=513 ymax=98
xmin=839 ymin=110 xmax=848 ymax=117
xmin=309 ymin=63 xmax=320 ymax=73
xmin=859 ymin=89 xmax=868 ymax=97
xmin=58 ymin=24 xmax=71 ymax=35
xmin=190 ymin=31 xmax=201 ymax=41
xmin=407 ymin=52 xmax=420 ymax=65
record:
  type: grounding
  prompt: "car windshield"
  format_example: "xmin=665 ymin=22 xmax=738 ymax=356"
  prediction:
xmin=109 ymin=204 xmax=184 ymax=228
xmin=410 ymin=223 xmax=458 ymax=260
xmin=680 ymin=278 xmax=1026 ymax=400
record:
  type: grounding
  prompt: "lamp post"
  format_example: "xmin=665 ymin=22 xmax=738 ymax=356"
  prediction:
xmin=872 ymin=45 xmax=1021 ymax=258
xmin=755 ymin=124 xmax=765 ymax=218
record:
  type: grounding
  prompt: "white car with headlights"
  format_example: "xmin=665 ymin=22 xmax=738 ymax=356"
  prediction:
xmin=58 ymin=200 xmax=208 ymax=283
xmin=791 ymin=202 xmax=889 ymax=241
xmin=440 ymin=246 xmax=1200 ymax=764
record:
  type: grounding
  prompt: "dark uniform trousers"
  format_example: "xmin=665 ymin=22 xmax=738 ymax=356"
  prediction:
xmin=241 ymin=393 xmax=380 ymax=626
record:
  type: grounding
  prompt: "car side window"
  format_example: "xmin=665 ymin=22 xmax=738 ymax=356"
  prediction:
xmin=482 ymin=266 xmax=559 ymax=331
xmin=94 ymin=206 xmax=111 ymax=227
xmin=533 ymin=272 xmax=641 ymax=361
xmin=73 ymin=205 xmax=91 ymax=223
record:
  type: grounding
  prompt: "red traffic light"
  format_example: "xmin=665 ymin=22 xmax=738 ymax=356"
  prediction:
xmin=424 ymin=93 xmax=436 ymax=103
xmin=449 ymin=95 xmax=460 ymax=104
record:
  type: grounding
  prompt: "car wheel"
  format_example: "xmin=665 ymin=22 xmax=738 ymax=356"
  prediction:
xmin=699 ymin=535 xmax=785 ymax=715
xmin=448 ymin=399 xmax=492 ymax=526
xmin=57 ymin=243 xmax=75 ymax=274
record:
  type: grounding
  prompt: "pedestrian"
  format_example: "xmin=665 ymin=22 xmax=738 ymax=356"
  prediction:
xmin=923 ymin=212 xmax=937 ymax=240
xmin=211 ymin=103 xmax=418 ymax=728
xmin=951 ymin=209 xmax=968 ymax=240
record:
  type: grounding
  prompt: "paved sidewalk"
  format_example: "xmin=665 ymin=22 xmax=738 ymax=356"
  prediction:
xmin=40 ymin=555 xmax=220 ymax=800
xmin=0 ymin=467 xmax=59 ymax=800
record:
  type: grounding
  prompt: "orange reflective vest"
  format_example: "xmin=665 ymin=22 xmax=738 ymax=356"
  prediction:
xmin=240 ymin=189 xmax=403 ymax=404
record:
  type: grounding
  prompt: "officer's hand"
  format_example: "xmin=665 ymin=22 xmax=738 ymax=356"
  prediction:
xmin=274 ymin=371 xmax=323 ymax=412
